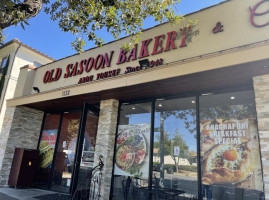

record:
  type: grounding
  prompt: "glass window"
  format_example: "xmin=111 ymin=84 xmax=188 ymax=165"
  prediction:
xmin=34 ymin=61 xmax=42 ymax=67
xmin=112 ymin=102 xmax=152 ymax=199
xmin=153 ymin=97 xmax=198 ymax=198
xmin=35 ymin=113 xmax=61 ymax=189
xmin=1 ymin=57 xmax=8 ymax=68
xmin=200 ymin=91 xmax=264 ymax=200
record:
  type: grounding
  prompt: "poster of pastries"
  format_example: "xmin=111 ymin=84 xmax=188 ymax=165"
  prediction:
xmin=200 ymin=118 xmax=263 ymax=191
xmin=39 ymin=129 xmax=57 ymax=168
xmin=114 ymin=123 xmax=150 ymax=178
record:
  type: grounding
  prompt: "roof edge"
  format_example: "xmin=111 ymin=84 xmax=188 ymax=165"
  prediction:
xmin=0 ymin=38 xmax=55 ymax=61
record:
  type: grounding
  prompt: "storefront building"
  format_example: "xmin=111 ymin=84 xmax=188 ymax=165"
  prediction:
xmin=0 ymin=0 xmax=269 ymax=199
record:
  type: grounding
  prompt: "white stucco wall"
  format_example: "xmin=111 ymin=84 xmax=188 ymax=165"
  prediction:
xmin=0 ymin=42 xmax=54 ymax=133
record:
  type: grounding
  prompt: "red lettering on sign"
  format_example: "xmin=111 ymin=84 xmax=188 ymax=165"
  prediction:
xmin=127 ymin=44 xmax=137 ymax=62
xmin=164 ymin=31 xmax=177 ymax=52
xmin=249 ymin=0 xmax=269 ymax=27
xmin=43 ymin=71 xmax=50 ymax=83
xmin=70 ymin=62 xmax=78 ymax=77
xmin=43 ymin=68 xmax=62 ymax=83
xmin=179 ymin=26 xmax=191 ymax=48
xmin=138 ymin=38 xmax=152 ymax=59
xmin=93 ymin=54 xmax=104 ymax=70
xmin=212 ymin=22 xmax=224 ymax=33
xmin=103 ymin=51 xmax=114 ymax=67
xmin=54 ymin=68 xmax=62 ymax=81
xmin=152 ymin=34 xmax=165 ymax=55
xmin=64 ymin=64 xmax=72 ymax=78
xmin=117 ymin=49 xmax=127 ymax=65
xmin=78 ymin=60 xmax=86 ymax=75
xmin=85 ymin=57 xmax=94 ymax=73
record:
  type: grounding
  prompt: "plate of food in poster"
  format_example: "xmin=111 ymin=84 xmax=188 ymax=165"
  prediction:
xmin=200 ymin=118 xmax=263 ymax=191
xmin=115 ymin=124 xmax=149 ymax=178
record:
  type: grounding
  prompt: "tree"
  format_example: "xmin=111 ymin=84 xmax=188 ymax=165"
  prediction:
xmin=154 ymin=129 xmax=189 ymax=172
xmin=0 ymin=0 xmax=183 ymax=52
xmin=170 ymin=129 xmax=189 ymax=172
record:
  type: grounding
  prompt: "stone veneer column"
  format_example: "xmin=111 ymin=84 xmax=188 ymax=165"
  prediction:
xmin=93 ymin=99 xmax=119 ymax=199
xmin=253 ymin=74 xmax=269 ymax=200
xmin=0 ymin=106 xmax=43 ymax=186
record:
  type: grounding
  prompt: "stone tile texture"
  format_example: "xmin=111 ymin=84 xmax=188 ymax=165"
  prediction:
xmin=254 ymin=74 xmax=269 ymax=200
xmin=93 ymin=99 xmax=119 ymax=200
xmin=0 ymin=106 xmax=43 ymax=186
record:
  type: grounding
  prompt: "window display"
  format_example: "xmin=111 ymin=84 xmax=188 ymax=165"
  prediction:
xmin=200 ymin=91 xmax=263 ymax=199
xmin=111 ymin=90 xmax=264 ymax=200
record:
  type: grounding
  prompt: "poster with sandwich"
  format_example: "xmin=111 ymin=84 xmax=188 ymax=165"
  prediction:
xmin=200 ymin=118 xmax=263 ymax=191
xmin=39 ymin=129 xmax=57 ymax=168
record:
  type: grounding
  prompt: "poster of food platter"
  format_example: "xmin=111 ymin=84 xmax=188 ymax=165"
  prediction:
xmin=200 ymin=118 xmax=263 ymax=191
xmin=114 ymin=123 xmax=150 ymax=178
xmin=39 ymin=129 xmax=57 ymax=168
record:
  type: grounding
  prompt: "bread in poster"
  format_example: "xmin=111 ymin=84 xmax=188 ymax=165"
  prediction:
xmin=202 ymin=137 xmax=259 ymax=185
xmin=39 ymin=141 xmax=55 ymax=168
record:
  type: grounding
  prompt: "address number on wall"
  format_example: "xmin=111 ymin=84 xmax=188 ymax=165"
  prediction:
xmin=62 ymin=90 xmax=70 ymax=97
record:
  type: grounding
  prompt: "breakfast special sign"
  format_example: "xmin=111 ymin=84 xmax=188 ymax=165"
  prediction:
xmin=114 ymin=124 xmax=150 ymax=178
xmin=200 ymin=119 xmax=263 ymax=190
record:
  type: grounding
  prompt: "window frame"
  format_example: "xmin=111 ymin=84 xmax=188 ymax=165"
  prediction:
xmin=110 ymin=87 xmax=263 ymax=200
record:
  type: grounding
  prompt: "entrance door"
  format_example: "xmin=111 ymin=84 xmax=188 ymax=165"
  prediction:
xmin=71 ymin=103 xmax=99 ymax=195
xmin=36 ymin=103 xmax=99 ymax=194
xmin=50 ymin=109 xmax=82 ymax=193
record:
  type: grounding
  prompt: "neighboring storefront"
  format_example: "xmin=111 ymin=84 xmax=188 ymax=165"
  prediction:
xmin=0 ymin=0 xmax=269 ymax=199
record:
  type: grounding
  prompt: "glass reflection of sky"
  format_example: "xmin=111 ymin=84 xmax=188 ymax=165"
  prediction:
xmin=127 ymin=111 xmax=197 ymax=152
xmin=155 ymin=113 xmax=196 ymax=152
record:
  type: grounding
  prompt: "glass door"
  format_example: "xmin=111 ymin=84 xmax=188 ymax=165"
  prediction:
xmin=50 ymin=110 xmax=82 ymax=193
xmin=36 ymin=104 xmax=99 ymax=194
xmin=70 ymin=103 xmax=99 ymax=195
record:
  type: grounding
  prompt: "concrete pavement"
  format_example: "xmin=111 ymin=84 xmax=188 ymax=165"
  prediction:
xmin=0 ymin=187 xmax=58 ymax=200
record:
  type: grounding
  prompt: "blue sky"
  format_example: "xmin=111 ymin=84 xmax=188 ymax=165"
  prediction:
xmin=128 ymin=112 xmax=197 ymax=152
xmin=3 ymin=0 xmax=226 ymax=60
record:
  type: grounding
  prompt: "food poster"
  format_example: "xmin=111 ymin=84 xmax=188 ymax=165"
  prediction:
xmin=80 ymin=136 xmax=95 ymax=167
xmin=39 ymin=129 xmax=58 ymax=168
xmin=114 ymin=124 xmax=150 ymax=178
xmin=200 ymin=119 xmax=263 ymax=191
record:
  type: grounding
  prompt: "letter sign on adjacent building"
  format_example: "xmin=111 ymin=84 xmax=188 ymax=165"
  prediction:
xmin=249 ymin=0 xmax=269 ymax=27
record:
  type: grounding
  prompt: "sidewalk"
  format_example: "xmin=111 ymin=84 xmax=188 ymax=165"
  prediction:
xmin=0 ymin=187 xmax=70 ymax=200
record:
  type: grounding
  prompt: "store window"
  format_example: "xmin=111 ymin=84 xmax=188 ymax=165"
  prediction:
xmin=153 ymin=97 xmax=197 ymax=198
xmin=112 ymin=90 xmax=264 ymax=200
xmin=112 ymin=102 xmax=152 ymax=199
xmin=199 ymin=90 xmax=264 ymax=200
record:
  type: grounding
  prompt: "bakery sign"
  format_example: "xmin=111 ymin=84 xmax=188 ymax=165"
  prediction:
xmin=42 ymin=26 xmax=197 ymax=85
xmin=200 ymin=119 xmax=263 ymax=190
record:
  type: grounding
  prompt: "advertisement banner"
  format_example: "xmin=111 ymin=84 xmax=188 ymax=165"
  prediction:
xmin=114 ymin=124 xmax=150 ymax=178
xmin=39 ymin=129 xmax=58 ymax=168
xmin=200 ymin=119 xmax=263 ymax=190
